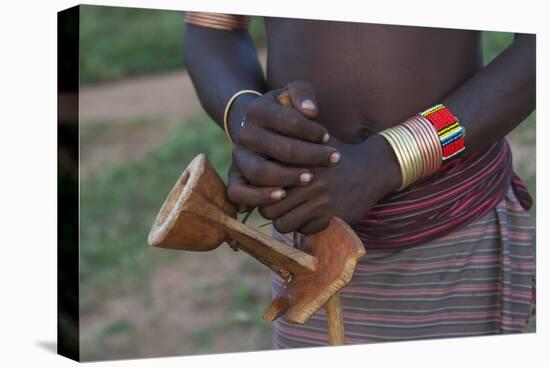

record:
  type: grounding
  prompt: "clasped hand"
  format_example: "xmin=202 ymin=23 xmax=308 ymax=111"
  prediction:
xmin=227 ymin=81 xmax=400 ymax=234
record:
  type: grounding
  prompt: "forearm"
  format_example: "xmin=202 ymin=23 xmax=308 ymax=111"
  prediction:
xmin=183 ymin=24 xmax=267 ymax=138
xmin=442 ymin=33 xmax=535 ymax=154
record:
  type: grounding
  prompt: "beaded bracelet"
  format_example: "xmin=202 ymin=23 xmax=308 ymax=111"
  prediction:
xmin=379 ymin=103 xmax=464 ymax=191
xmin=185 ymin=12 xmax=251 ymax=31
xmin=420 ymin=104 xmax=465 ymax=163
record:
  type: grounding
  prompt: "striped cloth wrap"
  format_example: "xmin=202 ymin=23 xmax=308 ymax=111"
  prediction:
xmin=354 ymin=138 xmax=532 ymax=250
xmin=271 ymin=138 xmax=535 ymax=347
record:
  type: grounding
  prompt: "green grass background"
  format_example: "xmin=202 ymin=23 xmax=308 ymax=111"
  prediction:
xmin=79 ymin=5 xmax=266 ymax=84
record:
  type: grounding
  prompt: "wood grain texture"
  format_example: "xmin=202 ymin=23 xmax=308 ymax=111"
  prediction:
xmin=275 ymin=88 xmax=362 ymax=343
xmin=264 ymin=217 xmax=366 ymax=324
xmin=148 ymin=154 xmax=366 ymax=345
xmin=148 ymin=154 xmax=236 ymax=251
xmin=325 ymin=294 xmax=345 ymax=345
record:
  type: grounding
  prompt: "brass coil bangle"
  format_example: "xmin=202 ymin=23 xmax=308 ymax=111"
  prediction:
xmin=185 ymin=12 xmax=251 ymax=31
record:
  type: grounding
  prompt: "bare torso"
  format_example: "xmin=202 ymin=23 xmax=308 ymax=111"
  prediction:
xmin=265 ymin=18 xmax=483 ymax=143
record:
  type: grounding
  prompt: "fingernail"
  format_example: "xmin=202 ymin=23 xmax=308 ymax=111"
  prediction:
xmin=300 ymin=172 xmax=313 ymax=183
xmin=322 ymin=133 xmax=330 ymax=143
xmin=271 ymin=189 xmax=286 ymax=200
xmin=301 ymin=99 xmax=316 ymax=111
xmin=329 ymin=152 xmax=341 ymax=164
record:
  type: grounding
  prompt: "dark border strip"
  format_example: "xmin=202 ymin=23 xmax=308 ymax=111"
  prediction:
xmin=57 ymin=5 xmax=80 ymax=361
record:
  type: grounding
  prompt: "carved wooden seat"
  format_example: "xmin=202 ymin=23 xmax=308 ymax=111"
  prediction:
xmin=148 ymin=154 xmax=365 ymax=344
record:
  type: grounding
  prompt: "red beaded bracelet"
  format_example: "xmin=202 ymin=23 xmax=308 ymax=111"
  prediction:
xmin=420 ymin=104 xmax=465 ymax=163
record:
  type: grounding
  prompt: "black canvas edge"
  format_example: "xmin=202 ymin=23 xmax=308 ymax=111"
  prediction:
xmin=57 ymin=4 xmax=80 ymax=362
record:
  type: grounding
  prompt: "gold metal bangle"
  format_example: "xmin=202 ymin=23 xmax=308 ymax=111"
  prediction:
xmin=381 ymin=128 xmax=415 ymax=190
xmin=223 ymin=89 xmax=262 ymax=144
xmin=384 ymin=130 xmax=411 ymax=190
xmin=385 ymin=128 xmax=412 ymax=189
xmin=413 ymin=116 xmax=441 ymax=175
xmin=400 ymin=125 xmax=425 ymax=186
xmin=415 ymin=115 xmax=443 ymax=170
xmin=393 ymin=128 xmax=418 ymax=188
xmin=380 ymin=112 xmax=447 ymax=191
xmin=394 ymin=125 xmax=423 ymax=183
xmin=390 ymin=126 xmax=421 ymax=186
xmin=406 ymin=116 xmax=433 ymax=175
xmin=404 ymin=117 xmax=441 ymax=177
xmin=379 ymin=130 xmax=408 ymax=190
xmin=403 ymin=120 xmax=431 ymax=177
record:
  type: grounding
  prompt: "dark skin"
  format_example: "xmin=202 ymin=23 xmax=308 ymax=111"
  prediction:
xmin=184 ymin=18 xmax=535 ymax=234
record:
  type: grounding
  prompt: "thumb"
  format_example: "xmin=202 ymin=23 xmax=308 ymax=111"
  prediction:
xmin=281 ymin=80 xmax=319 ymax=119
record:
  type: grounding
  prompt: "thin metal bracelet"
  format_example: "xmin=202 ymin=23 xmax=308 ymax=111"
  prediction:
xmin=394 ymin=125 xmax=422 ymax=183
xmin=415 ymin=115 xmax=443 ymax=169
xmin=388 ymin=127 xmax=418 ymax=187
xmin=380 ymin=129 xmax=411 ymax=190
xmin=223 ymin=90 xmax=262 ymax=144
xmin=403 ymin=120 xmax=431 ymax=177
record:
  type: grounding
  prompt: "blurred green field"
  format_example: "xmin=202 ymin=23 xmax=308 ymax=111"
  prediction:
xmin=80 ymin=117 xmax=232 ymax=292
xmin=77 ymin=8 xmax=536 ymax=360
xmin=80 ymin=5 xmax=266 ymax=84
xmin=80 ymin=117 xmax=276 ymax=359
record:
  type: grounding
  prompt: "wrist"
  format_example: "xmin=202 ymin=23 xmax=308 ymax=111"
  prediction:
xmin=357 ymin=134 xmax=402 ymax=196
xmin=370 ymin=134 xmax=402 ymax=195
xmin=227 ymin=93 xmax=261 ymax=143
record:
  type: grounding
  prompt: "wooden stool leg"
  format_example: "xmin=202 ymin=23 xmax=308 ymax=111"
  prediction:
xmin=325 ymin=293 xmax=345 ymax=345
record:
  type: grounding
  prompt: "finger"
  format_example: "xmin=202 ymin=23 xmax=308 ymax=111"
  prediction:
xmin=259 ymin=185 xmax=316 ymax=220
xmin=227 ymin=162 xmax=249 ymax=193
xmin=227 ymin=165 xmax=251 ymax=212
xmin=273 ymin=200 xmax=324 ymax=234
xmin=227 ymin=180 xmax=286 ymax=208
xmin=227 ymin=166 xmax=286 ymax=207
xmin=233 ymin=146 xmax=314 ymax=187
xmin=297 ymin=217 xmax=331 ymax=235
xmin=246 ymin=95 xmax=328 ymax=143
xmin=287 ymin=80 xmax=319 ymax=120
xmin=237 ymin=204 xmax=250 ymax=213
xmin=238 ymin=125 xmax=339 ymax=166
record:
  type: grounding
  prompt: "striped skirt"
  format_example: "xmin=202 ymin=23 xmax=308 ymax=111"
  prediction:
xmin=271 ymin=186 xmax=536 ymax=348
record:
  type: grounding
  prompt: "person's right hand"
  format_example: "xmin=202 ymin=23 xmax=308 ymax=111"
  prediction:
xmin=226 ymin=81 xmax=340 ymax=211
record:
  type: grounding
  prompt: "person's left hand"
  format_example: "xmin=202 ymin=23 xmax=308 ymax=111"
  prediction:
xmin=258 ymin=133 xmax=402 ymax=234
